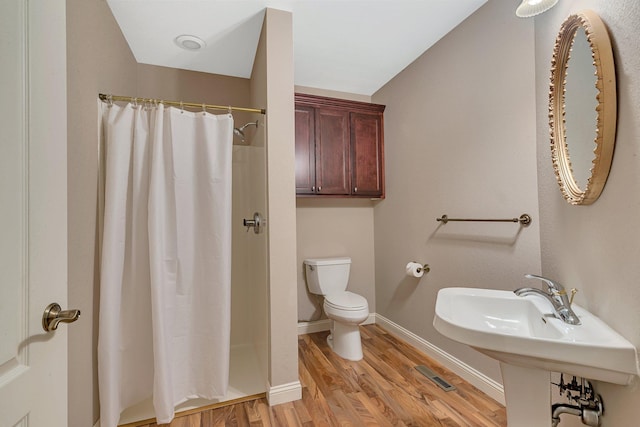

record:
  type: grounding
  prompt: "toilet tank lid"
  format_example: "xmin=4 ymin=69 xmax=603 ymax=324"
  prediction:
xmin=304 ymin=257 xmax=351 ymax=266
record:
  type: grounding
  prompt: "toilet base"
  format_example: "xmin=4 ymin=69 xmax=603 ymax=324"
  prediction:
xmin=327 ymin=320 xmax=363 ymax=361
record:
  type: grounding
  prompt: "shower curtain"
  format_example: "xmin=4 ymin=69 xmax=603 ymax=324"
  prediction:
xmin=97 ymin=102 xmax=233 ymax=427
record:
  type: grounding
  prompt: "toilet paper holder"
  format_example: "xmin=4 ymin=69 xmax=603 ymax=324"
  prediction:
xmin=415 ymin=263 xmax=430 ymax=274
xmin=411 ymin=262 xmax=430 ymax=274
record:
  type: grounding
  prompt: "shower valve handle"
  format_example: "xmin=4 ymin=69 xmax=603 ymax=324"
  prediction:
xmin=243 ymin=212 xmax=264 ymax=234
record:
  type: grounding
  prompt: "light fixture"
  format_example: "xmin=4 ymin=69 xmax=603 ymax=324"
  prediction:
xmin=516 ymin=0 xmax=559 ymax=18
xmin=174 ymin=35 xmax=206 ymax=51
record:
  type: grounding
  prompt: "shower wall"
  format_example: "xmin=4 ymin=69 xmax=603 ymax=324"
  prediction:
xmin=231 ymin=127 xmax=268 ymax=348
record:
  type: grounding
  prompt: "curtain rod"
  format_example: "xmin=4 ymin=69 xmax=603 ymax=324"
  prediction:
xmin=98 ymin=93 xmax=266 ymax=115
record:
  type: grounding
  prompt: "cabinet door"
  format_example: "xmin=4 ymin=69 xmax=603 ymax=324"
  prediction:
xmin=295 ymin=105 xmax=316 ymax=194
xmin=315 ymin=108 xmax=350 ymax=195
xmin=350 ymin=112 xmax=384 ymax=197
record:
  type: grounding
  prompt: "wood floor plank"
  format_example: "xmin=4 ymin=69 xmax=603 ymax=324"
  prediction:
xmin=122 ymin=324 xmax=506 ymax=427
xmin=299 ymin=386 xmax=337 ymax=427
xmin=273 ymin=402 xmax=303 ymax=427
xmin=292 ymin=394 xmax=314 ymax=424
xmin=200 ymin=404 xmax=236 ymax=427
xmin=297 ymin=357 xmax=342 ymax=426
xmin=354 ymin=390 xmax=400 ymax=427
xmin=298 ymin=335 xmax=352 ymax=395
xmin=254 ymin=399 xmax=276 ymax=427
xmin=431 ymin=399 xmax=485 ymax=427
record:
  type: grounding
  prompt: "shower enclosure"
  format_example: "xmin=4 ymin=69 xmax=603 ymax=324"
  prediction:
xmin=116 ymin=111 xmax=270 ymax=425
xmin=98 ymin=9 xmax=301 ymax=424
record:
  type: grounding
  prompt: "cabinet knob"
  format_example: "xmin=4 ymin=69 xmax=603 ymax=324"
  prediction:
xmin=318 ymin=186 xmax=322 ymax=192
xmin=312 ymin=186 xmax=315 ymax=192
xmin=354 ymin=187 xmax=358 ymax=193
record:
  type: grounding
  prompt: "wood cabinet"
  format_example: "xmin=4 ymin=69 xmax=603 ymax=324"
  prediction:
xmin=295 ymin=93 xmax=385 ymax=198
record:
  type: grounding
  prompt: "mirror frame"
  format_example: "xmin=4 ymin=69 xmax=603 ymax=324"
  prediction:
xmin=549 ymin=10 xmax=616 ymax=205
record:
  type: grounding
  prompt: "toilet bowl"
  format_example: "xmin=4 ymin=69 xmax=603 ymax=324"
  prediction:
xmin=324 ymin=291 xmax=369 ymax=360
xmin=303 ymin=257 xmax=370 ymax=361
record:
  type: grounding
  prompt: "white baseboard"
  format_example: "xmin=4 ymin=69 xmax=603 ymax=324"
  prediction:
xmin=266 ymin=380 xmax=302 ymax=406
xmin=374 ymin=313 xmax=505 ymax=405
xmin=297 ymin=313 xmax=376 ymax=335
xmin=298 ymin=318 xmax=332 ymax=335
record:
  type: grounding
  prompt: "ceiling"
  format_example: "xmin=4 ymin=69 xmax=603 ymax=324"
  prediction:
xmin=107 ymin=0 xmax=488 ymax=96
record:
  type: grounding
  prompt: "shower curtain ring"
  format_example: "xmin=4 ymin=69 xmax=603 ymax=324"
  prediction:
xmin=180 ymin=101 xmax=184 ymax=114
xmin=202 ymin=103 xmax=206 ymax=115
xmin=107 ymin=94 xmax=113 ymax=107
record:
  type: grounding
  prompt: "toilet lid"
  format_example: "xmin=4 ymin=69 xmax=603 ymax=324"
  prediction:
xmin=325 ymin=291 xmax=368 ymax=311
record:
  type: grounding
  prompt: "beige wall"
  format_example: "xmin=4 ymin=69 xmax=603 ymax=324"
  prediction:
xmin=372 ymin=0 xmax=540 ymax=383
xmin=67 ymin=1 xmax=136 ymax=425
xmin=296 ymin=199 xmax=377 ymax=321
xmin=535 ymin=1 xmax=640 ymax=425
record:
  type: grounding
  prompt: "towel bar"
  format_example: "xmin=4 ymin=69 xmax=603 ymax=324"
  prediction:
xmin=436 ymin=214 xmax=532 ymax=226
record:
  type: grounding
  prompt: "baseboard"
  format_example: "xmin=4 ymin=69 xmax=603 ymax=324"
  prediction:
xmin=373 ymin=314 xmax=505 ymax=405
xmin=297 ymin=313 xmax=376 ymax=335
xmin=297 ymin=318 xmax=332 ymax=335
xmin=266 ymin=380 xmax=302 ymax=406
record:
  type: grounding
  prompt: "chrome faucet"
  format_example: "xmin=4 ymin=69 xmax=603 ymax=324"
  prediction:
xmin=515 ymin=274 xmax=581 ymax=325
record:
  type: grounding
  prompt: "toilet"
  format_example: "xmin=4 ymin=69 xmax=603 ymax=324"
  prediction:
xmin=303 ymin=257 xmax=369 ymax=361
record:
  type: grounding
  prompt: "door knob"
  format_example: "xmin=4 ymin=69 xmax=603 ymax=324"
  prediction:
xmin=42 ymin=303 xmax=80 ymax=332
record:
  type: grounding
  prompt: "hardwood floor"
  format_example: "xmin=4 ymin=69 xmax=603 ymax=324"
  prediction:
xmin=136 ymin=324 xmax=506 ymax=426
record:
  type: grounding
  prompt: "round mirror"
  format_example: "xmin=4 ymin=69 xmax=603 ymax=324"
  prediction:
xmin=549 ymin=11 xmax=616 ymax=205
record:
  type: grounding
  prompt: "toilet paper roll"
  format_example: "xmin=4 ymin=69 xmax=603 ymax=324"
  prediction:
xmin=405 ymin=262 xmax=424 ymax=278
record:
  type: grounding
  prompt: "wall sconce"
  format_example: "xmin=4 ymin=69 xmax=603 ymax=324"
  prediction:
xmin=516 ymin=0 xmax=559 ymax=18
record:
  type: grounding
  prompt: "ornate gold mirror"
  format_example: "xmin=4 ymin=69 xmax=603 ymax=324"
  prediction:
xmin=549 ymin=11 xmax=616 ymax=205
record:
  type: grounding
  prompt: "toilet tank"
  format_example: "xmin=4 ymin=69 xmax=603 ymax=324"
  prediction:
xmin=303 ymin=257 xmax=351 ymax=295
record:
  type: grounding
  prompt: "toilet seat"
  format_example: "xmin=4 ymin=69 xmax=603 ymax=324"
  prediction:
xmin=323 ymin=291 xmax=369 ymax=325
xmin=324 ymin=291 xmax=368 ymax=311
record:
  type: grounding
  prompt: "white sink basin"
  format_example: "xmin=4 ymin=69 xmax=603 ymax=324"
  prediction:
xmin=433 ymin=287 xmax=638 ymax=385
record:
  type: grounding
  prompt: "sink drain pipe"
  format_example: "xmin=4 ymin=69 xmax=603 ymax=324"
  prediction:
xmin=551 ymin=375 xmax=603 ymax=426
xmin=551 ymin=403 xmax=602 ymax=427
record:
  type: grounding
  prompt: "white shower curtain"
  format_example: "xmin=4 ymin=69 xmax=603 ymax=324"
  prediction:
xmin=98 ymin=102 xmax=233 ymax=427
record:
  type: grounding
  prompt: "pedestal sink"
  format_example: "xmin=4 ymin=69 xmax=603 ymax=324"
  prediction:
xmin=433 ymin=287 xmax=638 ymax=426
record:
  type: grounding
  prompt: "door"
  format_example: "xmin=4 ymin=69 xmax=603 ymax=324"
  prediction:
xmin=350 ymin=111 xmax=384 ymax=197
xmin=294 ymin=105 xmax=316 ymax=194
xmin=0 ymin=1 xmax=69 ymax=426
xmin=315 ymin=108 xmax=350 ymax=195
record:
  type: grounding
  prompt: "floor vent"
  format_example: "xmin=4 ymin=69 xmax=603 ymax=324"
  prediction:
xmin=415 ymin=365 xmax=456 ymax=392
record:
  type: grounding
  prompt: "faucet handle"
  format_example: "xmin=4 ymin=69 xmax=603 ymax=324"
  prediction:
xmin=569 ymin=288 xmax=578 ymax=306
xmin=524 ymin=273 xmax=565 ymax=293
